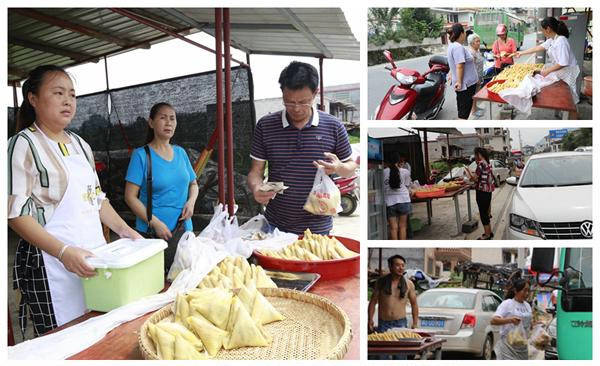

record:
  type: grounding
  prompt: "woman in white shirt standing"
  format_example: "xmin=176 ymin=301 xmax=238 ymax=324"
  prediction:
xmin=383 ymin=152 xmax=413 ymax=240
xmin=515 ymin=16 xmax=580 ymax=118
xmin=8 ymin=65 xmax=140 ymax=336
xmin=491 ymin=277 xmax=533 ymax=360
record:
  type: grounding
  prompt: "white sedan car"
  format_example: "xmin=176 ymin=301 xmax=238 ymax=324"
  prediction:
xmin=439 ymin=160 xmax=510 ymax=186
xmin=505 ymin=151 xmax=592 ymax=239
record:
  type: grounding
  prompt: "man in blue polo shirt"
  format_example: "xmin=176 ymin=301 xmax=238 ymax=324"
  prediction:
xmin=248 ymin=61 xmax=357 ymax=235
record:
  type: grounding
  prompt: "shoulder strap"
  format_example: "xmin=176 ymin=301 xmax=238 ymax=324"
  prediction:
xmin=144 ymin=145 xmax=153 ymax=225
xmin=65 ymin=131 xmax=94 ymax=170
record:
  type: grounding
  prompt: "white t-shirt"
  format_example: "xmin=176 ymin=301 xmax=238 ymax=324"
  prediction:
xmin=541 ymin=35 xmax=577 ymax=67
xmin=494 ymin=298 xmax=532 ymax=338
xmin=383 ymin=167 xmax=411 ymax=206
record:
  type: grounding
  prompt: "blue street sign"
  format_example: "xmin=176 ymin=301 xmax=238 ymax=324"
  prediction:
xmin=549 ymin=129 xmax=568 ymax=139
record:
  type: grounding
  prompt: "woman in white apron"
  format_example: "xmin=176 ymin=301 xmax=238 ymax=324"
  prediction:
xmin=515 ymin=16 xmax=580 ymax=117
xmin=8 ymin=65 xmax=140 ymax=337
xmin=490 ymin=278 xmax=533 ymax=360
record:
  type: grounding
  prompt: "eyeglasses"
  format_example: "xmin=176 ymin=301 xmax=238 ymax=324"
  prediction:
xmin=282 ymin=100 xmax=314 ymax=109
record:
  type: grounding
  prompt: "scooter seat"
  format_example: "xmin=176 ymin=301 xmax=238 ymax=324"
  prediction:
xmin=414 ymin=76 xmax=442 ymax=98
xmin=429 ymin=55 xmax=448 ymax=67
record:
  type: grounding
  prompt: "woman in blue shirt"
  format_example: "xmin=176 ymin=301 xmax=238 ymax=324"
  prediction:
xmin=124 ymin=102 xmax=198 ymax=241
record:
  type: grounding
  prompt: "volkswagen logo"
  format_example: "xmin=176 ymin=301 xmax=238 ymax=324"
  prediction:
xmin=580 ymin=221 xmax=593 ymax=238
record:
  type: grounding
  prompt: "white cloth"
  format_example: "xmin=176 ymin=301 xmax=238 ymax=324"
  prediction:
xmin=38 ymin=132 xmax=107 ymax=326
xmin=383 ymin=167 xmax=411 ymax=206
xmin=499 ymin=73 xmax=561 ymax=115
xmin=541 ymin=35 xmax=580 ymax=104
xmin=494 ymin=298 xmax=532 ymax=338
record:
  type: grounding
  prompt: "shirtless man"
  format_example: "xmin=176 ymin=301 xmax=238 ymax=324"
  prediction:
xmin=368 ymin=254 xmax=419 ymax=332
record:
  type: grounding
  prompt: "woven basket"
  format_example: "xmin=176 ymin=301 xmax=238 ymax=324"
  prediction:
xmin=139 ymin=288 xmax=352 ymax=360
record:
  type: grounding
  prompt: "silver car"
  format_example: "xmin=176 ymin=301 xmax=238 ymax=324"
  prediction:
xmin=408 ymin=288 xmax=502 ymax=359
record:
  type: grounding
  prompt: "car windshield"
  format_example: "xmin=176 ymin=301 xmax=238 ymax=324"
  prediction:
xmin=564 ymin=248 xmax=592 ymax=290
xmin=418 ymin=291 xmax=476 ymax=309
xmin=520 ymin=155 xmax=592 ymax=187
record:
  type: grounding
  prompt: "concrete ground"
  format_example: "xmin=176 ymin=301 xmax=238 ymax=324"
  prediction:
xmin=331 ymin=202 xmax=360 ymax=240
xmin=368 ymin=32 xmax=592 ymax=120
xmin=408 ymin=182 xmax=515 ymax=240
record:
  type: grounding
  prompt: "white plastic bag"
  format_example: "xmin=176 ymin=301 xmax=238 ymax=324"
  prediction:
xmin=507 ymin=322 xmax=528 ymax=347
xmin=198 ymin=204 xmax=252 ymax=258
xmin=529 ymin=323 xmax=551 ymax=350
xmin=303 ymin=167 xmax=341 ymax=216
xmin=166 ymin=232 xmax=197 ymax=281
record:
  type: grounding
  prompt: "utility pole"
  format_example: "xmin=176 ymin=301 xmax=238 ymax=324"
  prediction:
xmin=519 ymin=130 xmax=523 ymax=151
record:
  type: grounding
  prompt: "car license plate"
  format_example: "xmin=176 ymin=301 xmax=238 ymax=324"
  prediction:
xmin=421 ymin=319 xmax=445 ymax=328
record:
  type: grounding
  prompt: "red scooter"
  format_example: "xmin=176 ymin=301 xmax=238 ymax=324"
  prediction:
xmin=375 ymin=50 xmax=450 ymax=120
xmin=333 ymin=175 xmax=359 ymax=216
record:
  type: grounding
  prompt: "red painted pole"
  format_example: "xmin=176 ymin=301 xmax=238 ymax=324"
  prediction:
xmin=319 ymin=57 xmax=325 ymax=111
xmin=215 ymin=9 xmax=225 ymax=206
xmin=224 ymin=8 xmax=235 ymax=217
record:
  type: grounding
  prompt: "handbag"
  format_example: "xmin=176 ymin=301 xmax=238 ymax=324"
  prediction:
xmin=143 ymin=145 xmax=186 ymax=275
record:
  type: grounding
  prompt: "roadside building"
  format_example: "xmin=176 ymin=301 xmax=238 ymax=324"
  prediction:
xmin=475 ymin=128 xmax=511 ymax=154
xmin=323 ymin=83 xmax=360 ymax=124
xmin=422 ymin=133 xmax=483 ymax=161
xmin=471 ymin=248 xmax=519 ymax=265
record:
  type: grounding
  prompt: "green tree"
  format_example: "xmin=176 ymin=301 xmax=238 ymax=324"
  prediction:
xmin=368 ymin=8 xmax=401 ymax=45
xmin=561 ymin=128 xmax=592 ymax=151
xmin=399 ymin=8 xmax=444 ymax=43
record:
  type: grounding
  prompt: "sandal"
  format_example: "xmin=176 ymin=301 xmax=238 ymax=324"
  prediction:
xmin=477 ymin=234 xmax=493 ymax=240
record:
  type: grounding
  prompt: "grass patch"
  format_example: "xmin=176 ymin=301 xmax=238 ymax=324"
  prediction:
xmin=349 ymin=135 xmax=360 ymax=144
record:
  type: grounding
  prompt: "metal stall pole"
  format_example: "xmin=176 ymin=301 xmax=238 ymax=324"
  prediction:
xmin=215 ymin=9 xmax=226 ymax=205
xmin=319 ymin=57 xmax=325 ymax=111
xmin=224 ymin=8 xmax=235 ymax=217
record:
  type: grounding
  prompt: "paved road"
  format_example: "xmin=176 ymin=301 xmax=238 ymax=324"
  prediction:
xmin=368 ymin=32 xmax=537 ymax=120
xmin=407 ymin=180 xmax=515 ymax=240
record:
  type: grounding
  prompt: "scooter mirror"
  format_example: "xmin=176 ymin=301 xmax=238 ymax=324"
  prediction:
xmin=383 ymin=50 xmax=396 ymax=69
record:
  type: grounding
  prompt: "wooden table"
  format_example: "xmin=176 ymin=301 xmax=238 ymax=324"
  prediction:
xmin=56 ymin=274 xmax=360 ymax=360
xmin=473 ymin=80 xmax=577 ymax=119
xmin=368 ymin=338 xmax=446 ymax=360
xmin=412 ymin=185 xmax=474 ymax=236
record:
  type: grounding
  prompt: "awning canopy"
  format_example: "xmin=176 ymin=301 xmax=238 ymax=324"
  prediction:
xmin=414 ymin=128 xmax=462 ymax=136
xmin=8 ymin=7 xmax=359 ymax=82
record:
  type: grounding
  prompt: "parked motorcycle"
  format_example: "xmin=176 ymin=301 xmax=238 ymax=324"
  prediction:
xmin=482 ymin=51 xmax=496 ymax=86
xmin=333 ymin=175 xmax=359 ymax=216
xmin=375 ymin=50 xmax=449 ymax=120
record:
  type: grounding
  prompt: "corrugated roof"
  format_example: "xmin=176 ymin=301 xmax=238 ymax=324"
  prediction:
xmin=8 ymin=8 xmax=359 ymax=83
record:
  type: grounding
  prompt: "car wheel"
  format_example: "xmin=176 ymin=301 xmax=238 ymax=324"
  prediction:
xmin=494 ymin=175 xmax=500 ymax=187
xmin=482 ymin=334 xmax=495 ymax=360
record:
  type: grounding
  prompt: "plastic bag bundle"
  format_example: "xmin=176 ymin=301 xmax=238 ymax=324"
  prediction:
xmin=507 ymin=323 xmax=528 ymax=347
xmin=303 ymin=167 xmax=341 ymax=216
xmin=529 ymin=323 xmax=551 ymax=350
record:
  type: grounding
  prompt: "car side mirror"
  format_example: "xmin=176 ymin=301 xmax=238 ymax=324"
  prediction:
xmin=506 ymin=176 xmax=518 ymax=186
xmin=531 ymin=248 xmax=555 ymax=273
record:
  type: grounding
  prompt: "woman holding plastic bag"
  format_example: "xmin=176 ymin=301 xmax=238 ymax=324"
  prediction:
xmin=514 ymin=17 xmax=580 ymax=117
xmin=383 ymin=152 xmax=413 ymax=240
xmin=491 ymin=278 xmax=533 ymax=360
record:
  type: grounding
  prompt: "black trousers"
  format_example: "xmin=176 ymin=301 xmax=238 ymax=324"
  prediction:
xmin=476 ymin=190 xmax=493 ymax=226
